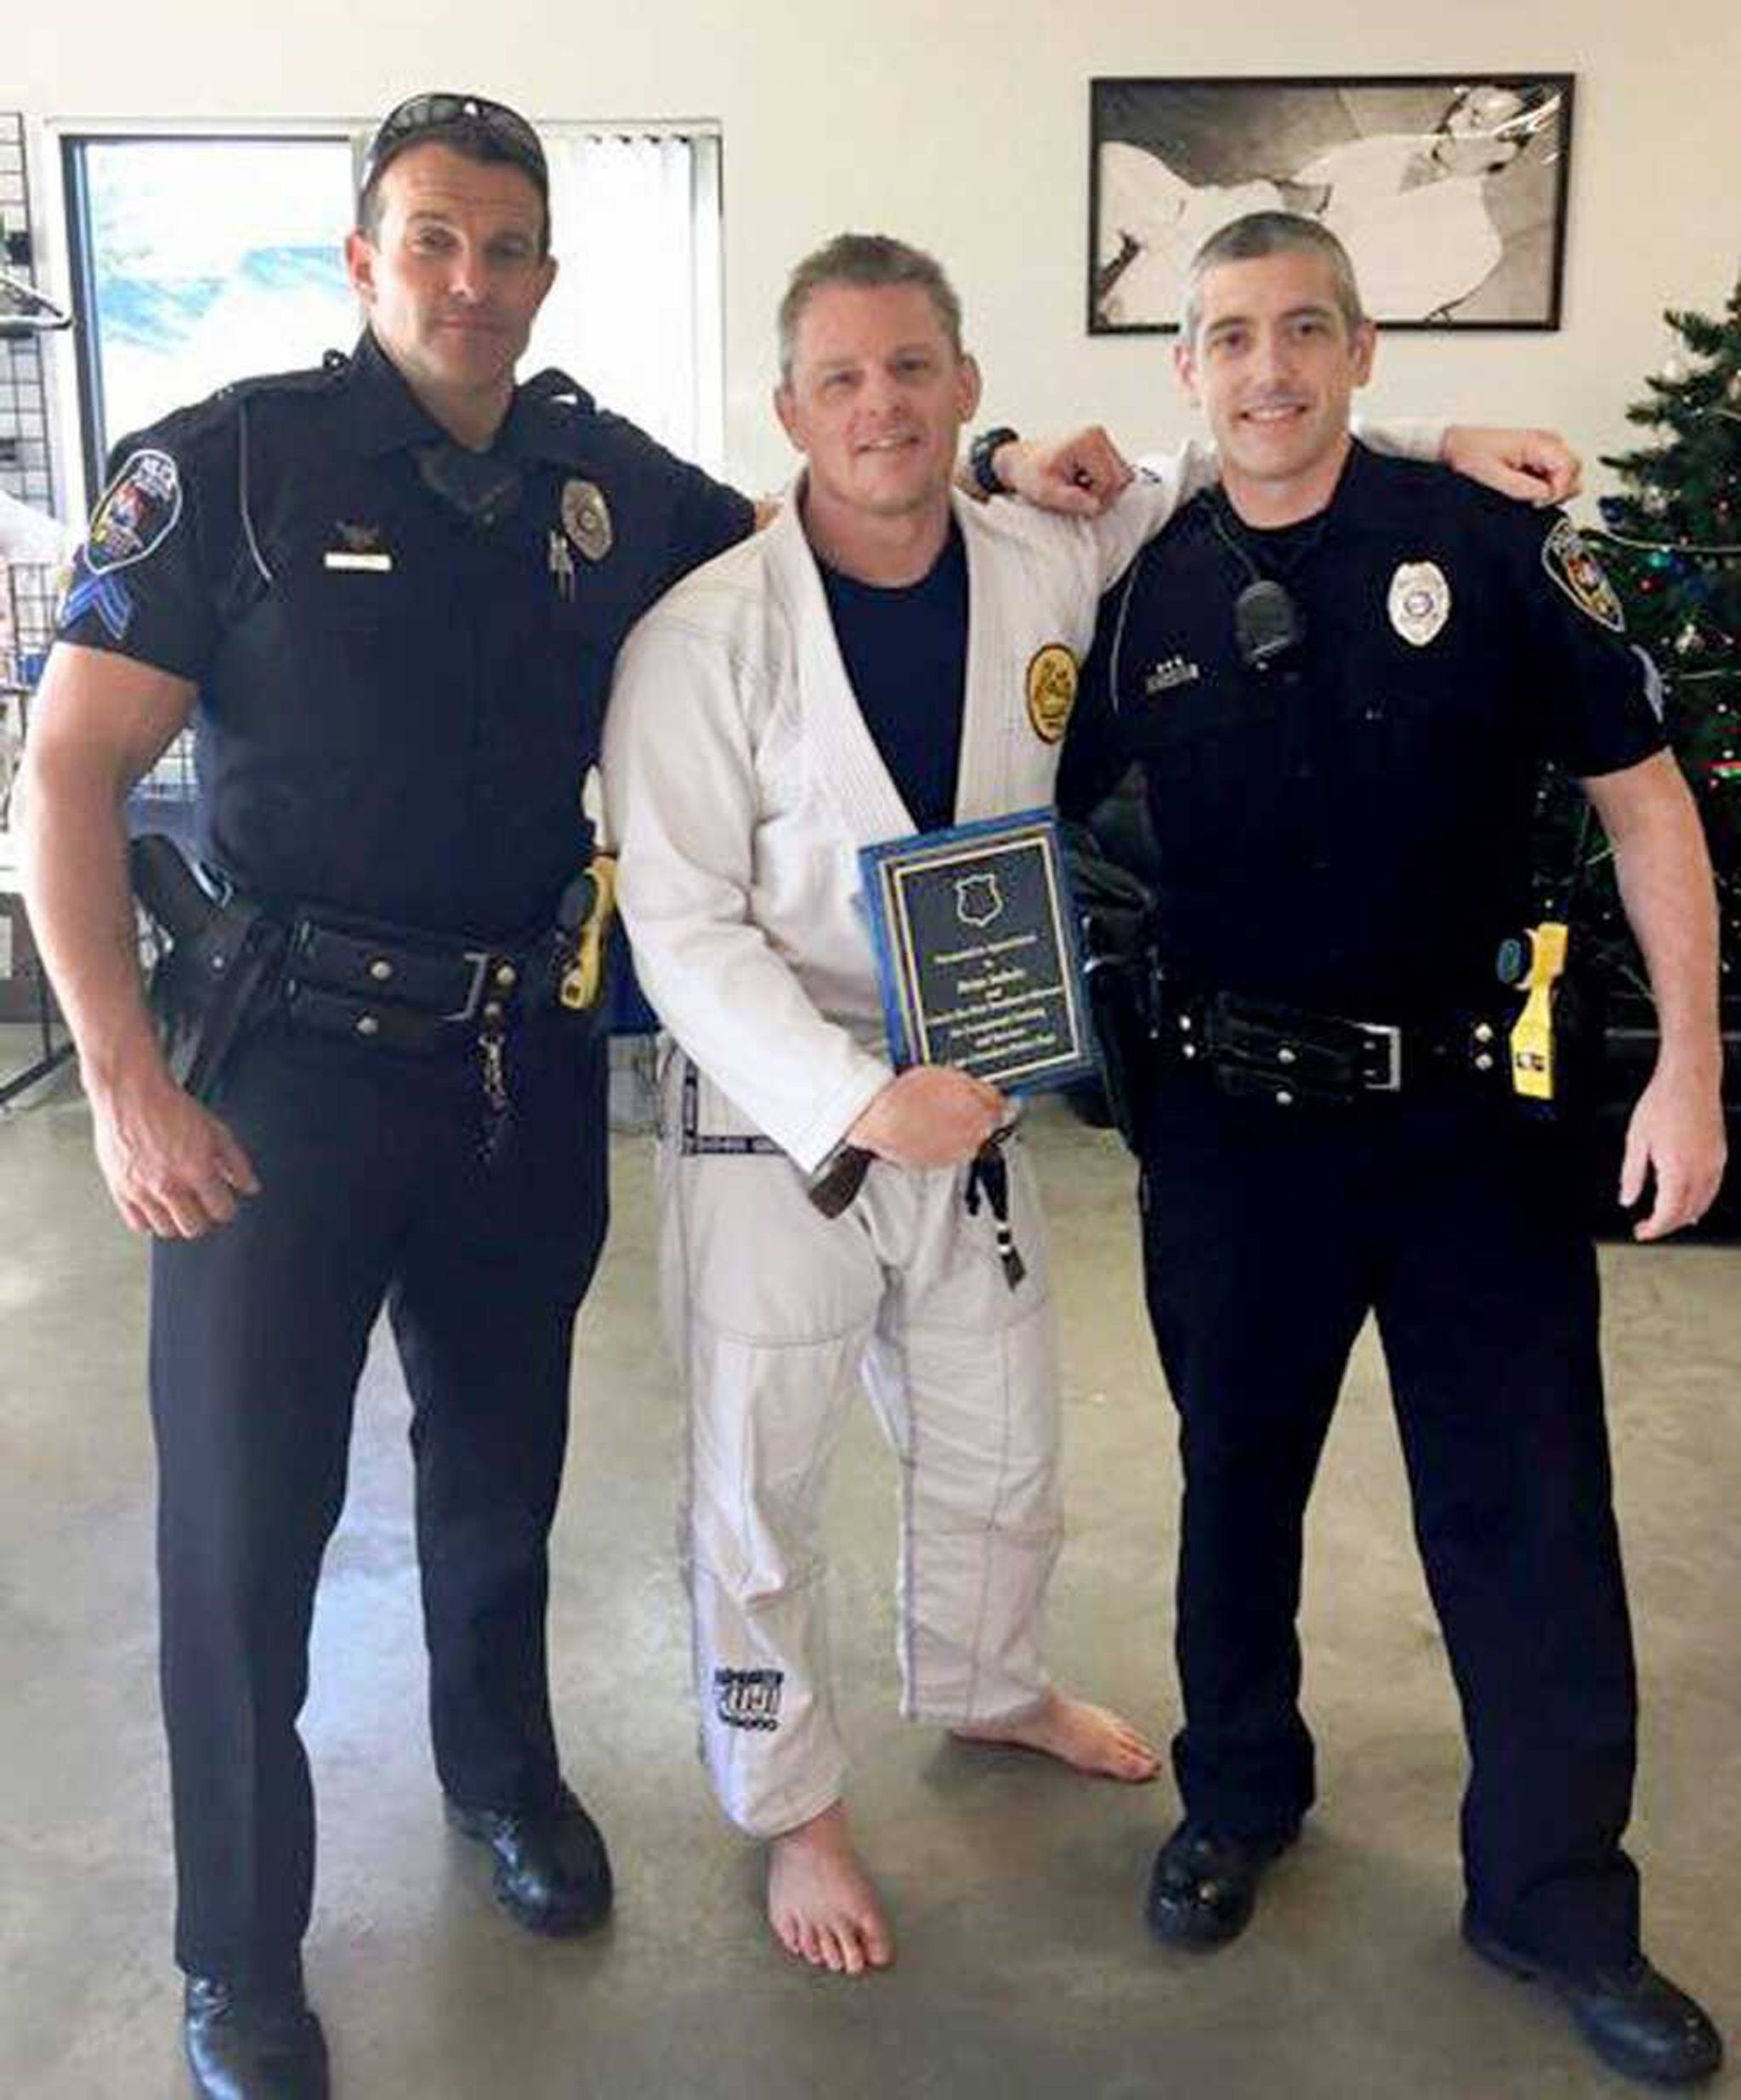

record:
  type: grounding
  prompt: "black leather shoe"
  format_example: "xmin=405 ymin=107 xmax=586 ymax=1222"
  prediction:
xmin=183 ymin=1974 xmax=329 ymax=2100
xmin=1464 ymin=1911 xmax=1724 ymax=2086
xmin=445 ymin=1780 xmax=613 ymax=1936
xmin=1144 ymin=1819 xmax=1299 ymax=1950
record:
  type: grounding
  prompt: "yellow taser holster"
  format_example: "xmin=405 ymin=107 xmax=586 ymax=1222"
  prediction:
xmin=559 ymin=854 xmax=619 ymax=1011
xmin=1509 ymin=920 xmax=1568 ymax=1103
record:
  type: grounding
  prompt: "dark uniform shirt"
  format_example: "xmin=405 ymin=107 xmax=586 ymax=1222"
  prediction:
xmin=819 ymin=522 xmax=969 ymax=835
xmin=57 ymin=330 xmax=753 ymax=939
xmin=1060 ymin=443 xmax=1665 ymax=1020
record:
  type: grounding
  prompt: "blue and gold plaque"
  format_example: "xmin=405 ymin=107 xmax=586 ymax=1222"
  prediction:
xmin=859 ymin=809 xmax=1096 ymax=1093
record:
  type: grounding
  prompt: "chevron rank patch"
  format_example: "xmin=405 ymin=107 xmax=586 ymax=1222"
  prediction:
xmin=1542 ymin=518 xmax=1625 ymax=633
xmin=58 ymin=566 xmax=136 ymax=642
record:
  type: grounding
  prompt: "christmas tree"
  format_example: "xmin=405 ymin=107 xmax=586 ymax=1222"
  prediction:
xmin=1560 ymin=281 xmax=1741 ymax=1036
xmin=1528 ymin=279 xmax=1740 ymax=1228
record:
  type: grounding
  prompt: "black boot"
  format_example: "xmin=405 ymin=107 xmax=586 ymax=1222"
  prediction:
xmin=1144 ymin=1819 xmax=1299 ymax=1950
xmin=183 ymin=1972 xmax=329 ymax=2100
xmin=1464 ymin=1911 xmax=1723 ymax=2086
xmin=445 ymin=1779 xmax=613 ymax=1936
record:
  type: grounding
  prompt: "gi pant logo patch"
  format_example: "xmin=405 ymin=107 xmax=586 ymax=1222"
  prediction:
xmin=714 ymin=1666 xmax=783 ymax=1731
xmin=1026 ymin=643 xmax=1078 ymax=743
xmin=84 ymin=449 xmax=183 ymax=572
xmin=1542 ymin=518 xmax=1625 ymax=633
xmin=1387 ymin=559 xmax=1451 ymax=648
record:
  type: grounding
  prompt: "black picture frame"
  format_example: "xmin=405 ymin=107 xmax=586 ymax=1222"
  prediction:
xmin=1089 ymin=73 xmax=1575 ymax=335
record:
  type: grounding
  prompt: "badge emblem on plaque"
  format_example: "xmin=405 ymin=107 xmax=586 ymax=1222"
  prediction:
xmin=956 ymin=873 xmax=1004 ymax=928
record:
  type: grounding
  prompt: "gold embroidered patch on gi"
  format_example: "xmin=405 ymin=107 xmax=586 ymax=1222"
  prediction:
xmin=1026 ymin=644 xmax=1078 ymax=744
xmin=561 ymin=479 xmax=614 ymax=563
xmin=1542 ymin=518 xmax=1625 ymax=633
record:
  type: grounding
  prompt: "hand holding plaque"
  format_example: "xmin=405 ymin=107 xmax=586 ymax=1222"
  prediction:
xmin=805 ymin=810 xmax=1095 ymax=1217
xmin=849 ymin=1065 xmax=1006 ymax=1166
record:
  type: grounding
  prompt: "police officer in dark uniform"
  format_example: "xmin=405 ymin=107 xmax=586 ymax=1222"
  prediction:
xmin=20 ymin=94 xmax=752 ymax=2098
xmin=1058 ymin=213 xmax=1726 ymax=2087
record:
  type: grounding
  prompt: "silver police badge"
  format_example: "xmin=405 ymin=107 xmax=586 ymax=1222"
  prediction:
xmin=561 ymin=479 xmax=613 ymax=563
xmin=1387 ymin=559 xmax=1451 ymax=648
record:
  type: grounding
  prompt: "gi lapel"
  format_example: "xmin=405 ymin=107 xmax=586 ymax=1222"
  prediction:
xmin=950 ymin=491 xmax=1011 ymax=825
xmin=768 ymin=483 xmax=916 ymax=849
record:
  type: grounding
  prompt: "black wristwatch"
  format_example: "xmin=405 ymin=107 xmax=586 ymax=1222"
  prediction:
xmin=968 ymin=425 xmax=1020 ymax=497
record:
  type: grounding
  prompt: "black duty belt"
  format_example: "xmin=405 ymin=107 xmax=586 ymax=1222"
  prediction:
xmin=281 ymin=911 xmax=530 ymax=1054
xmin=281 ymin=905 xmax=561 ymax=1142
xmin=1160 ymin=986 xmax=1511 ymax=1109
xmin=130 ymin=833 xmax=612 ymax=1142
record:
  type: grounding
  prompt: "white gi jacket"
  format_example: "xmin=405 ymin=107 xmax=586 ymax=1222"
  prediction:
xmin=604 ymin=460 xmax=1206 ymax=1166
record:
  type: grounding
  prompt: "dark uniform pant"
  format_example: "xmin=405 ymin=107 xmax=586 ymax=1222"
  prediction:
xmin=150 ymin=1015 xmax=607 ymax=1983
xmin=1138 ymin=1079 xmax=1641 ymax=1974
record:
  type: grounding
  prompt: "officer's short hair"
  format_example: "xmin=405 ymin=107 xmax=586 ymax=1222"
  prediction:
xmin=1180 ymin=213 xmax=1365 ymax=347
xmin=778 ymin=234 xmax=964 ymax=382
xmin=357 ymin=94 xmax=551 ymax=256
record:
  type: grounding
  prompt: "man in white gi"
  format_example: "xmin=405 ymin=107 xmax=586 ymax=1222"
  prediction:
xmin=604 ymin=231 xmax=1578 ymax=1978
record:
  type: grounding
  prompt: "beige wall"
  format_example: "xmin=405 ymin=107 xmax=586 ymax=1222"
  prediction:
xmin=11 ymin=0 xmax=1741 ymax=502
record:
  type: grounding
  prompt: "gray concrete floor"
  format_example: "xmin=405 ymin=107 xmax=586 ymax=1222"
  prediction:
xmin=2 ymin=1066 xmax=1736 ymax=2098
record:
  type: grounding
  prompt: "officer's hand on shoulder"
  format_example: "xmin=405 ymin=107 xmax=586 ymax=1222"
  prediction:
xmin=991 ymin=430 xmax=1135 ymax=517
xmin=848 ymin=1066 xmax=1007 ymax=1169
xmin=1441 ymin=425 xmax=1582 ymax=506
xmin=88 ymin=1047 xmax=262 ymax=1238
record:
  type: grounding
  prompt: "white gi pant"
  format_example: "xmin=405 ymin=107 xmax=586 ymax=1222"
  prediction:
xmin=660 ymin=1053 xmax=1063 ymax=1838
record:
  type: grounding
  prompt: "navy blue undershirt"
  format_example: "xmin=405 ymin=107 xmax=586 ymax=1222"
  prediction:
xmin=819 ymin=522 xmax=968 ymax=835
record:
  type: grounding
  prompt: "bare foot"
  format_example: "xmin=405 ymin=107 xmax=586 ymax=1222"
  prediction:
xmin=951 ymin=1689 xmax=1162 ymax=1781
xmin=767 ymin=1802 xmax=895 ymax=1977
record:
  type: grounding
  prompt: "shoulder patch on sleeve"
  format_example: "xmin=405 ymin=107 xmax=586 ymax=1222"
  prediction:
xmin=84 ymin=448 xmax=184 ymax=574
xmin=1541 ymin=517 xmax=1625 ymax=634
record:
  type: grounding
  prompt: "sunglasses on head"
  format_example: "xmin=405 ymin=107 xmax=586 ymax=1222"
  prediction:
xmin=360 ymin=93 xmax=547 ymax=196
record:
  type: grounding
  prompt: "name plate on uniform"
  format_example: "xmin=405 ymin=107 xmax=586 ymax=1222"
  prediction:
xmin=859 ymin=809 xmax=1096 ymax=1093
